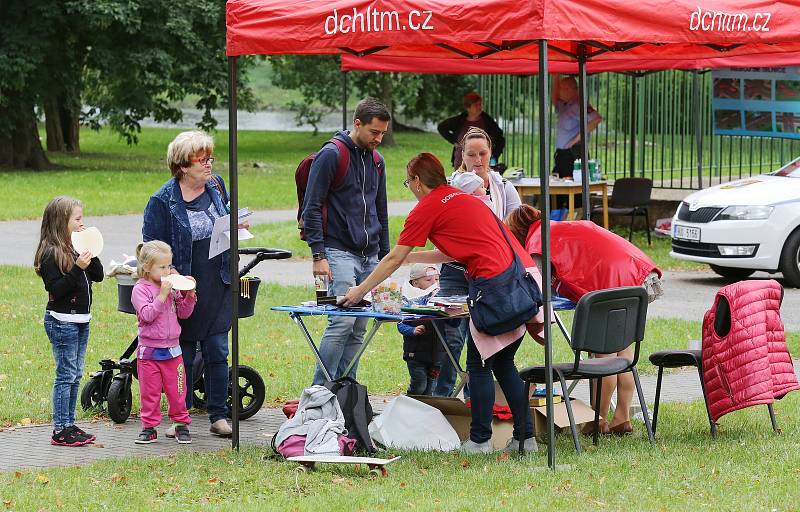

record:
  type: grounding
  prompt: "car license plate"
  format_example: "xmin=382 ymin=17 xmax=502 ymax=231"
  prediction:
xmin=673 ymin=224 xmax=700 ymax=242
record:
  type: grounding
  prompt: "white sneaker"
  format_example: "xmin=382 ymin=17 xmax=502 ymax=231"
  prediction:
xmin=503 ymin=437 xmax=538 ymax=454
xmin=461 ymin=439 xmax=494 ymax=454
xmin=209 ymin=419 xmax=232 ymax=438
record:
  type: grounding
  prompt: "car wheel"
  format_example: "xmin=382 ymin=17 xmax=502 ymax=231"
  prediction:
xmin=709 ymin=264 xmax=755 ymax=281
xmin=779 ymin=229 xmax=800 ymax=288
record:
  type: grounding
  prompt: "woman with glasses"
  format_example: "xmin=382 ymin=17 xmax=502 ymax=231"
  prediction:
xmin=142 ymin=130 xmax=245 ymax=439
xmin=433 ymin=127 xmax=522 ymax=397
xmin=342 ymin=152 xmax=540 ymax=454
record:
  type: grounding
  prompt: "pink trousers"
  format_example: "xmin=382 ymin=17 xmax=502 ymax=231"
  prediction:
xmin=137 ymin=356 xmax=191 ymax=429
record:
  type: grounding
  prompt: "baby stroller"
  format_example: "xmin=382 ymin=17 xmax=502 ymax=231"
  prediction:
xmin=80 ymin=247 xmax=292 ymax=423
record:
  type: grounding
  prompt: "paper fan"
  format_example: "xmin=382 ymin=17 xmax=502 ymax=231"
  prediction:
xmin=71 ymin=227 xmax=104 ymax=257
xmin=163 ymin=274 xmax=196 ymax=291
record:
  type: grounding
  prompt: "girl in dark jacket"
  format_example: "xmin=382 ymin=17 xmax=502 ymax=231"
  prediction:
xmin=34 ymin=196 xmax=104 ymax=447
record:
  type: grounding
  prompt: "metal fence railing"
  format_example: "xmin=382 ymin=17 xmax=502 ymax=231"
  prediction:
xmin=479 ymin=71 xmax=800 ymax=189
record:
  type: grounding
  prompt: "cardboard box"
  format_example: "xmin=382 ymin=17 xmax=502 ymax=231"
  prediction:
xmin=412 ymin=383 xmax=596 ymax=449
xmin=410 ymin=396 xmax=472 ymax=441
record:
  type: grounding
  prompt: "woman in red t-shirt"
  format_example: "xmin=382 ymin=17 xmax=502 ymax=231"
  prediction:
xmin=341 ymin=153 xmax=537 ymax=454
xmin=505 ymin=204 xmax=663 ymax=436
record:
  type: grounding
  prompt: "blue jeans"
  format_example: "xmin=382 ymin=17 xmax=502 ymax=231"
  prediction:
xmin=466 ymin=336 xmax=534 ymax=444
xmin=312 ymin=247 xmax=378 ymax=385
xmin=44 ymin=313 xmax=89 ymax=432
xmin=406 ymin=361 xmax=435 ymax=395
xmin=433 ymin=264 xmax=469 ymax=397
xmin=181 ymin=332 xmax=229 ymax=423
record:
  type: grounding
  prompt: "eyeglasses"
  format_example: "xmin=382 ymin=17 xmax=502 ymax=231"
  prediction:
xmin=403 ymin=176 xmax=415 ymax=188
xmin=193 ymin=156 xmax=214 ymax=166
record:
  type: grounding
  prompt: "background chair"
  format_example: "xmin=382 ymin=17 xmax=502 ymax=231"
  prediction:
xmin=518 ymin=286 xmax=655 ymax=454
xmin=592 ymin=177 xmax=652 ymax=245
xmin=648 ymin=349 xmax=719 ymax=438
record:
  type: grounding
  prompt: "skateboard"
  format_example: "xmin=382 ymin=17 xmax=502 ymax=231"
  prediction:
xmin=287 ymin=455 xmax=402 ymax=477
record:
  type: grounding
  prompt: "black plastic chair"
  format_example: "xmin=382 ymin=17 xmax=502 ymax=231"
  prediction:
xmin=649 ymin=292 xmax=782 ymax=438
xmin=648 ymin=349 xmax=718 ymax=438
xmin=518 ymin=286 xmax=655 ymax=454
xmin=592 ymin=177 xmax=652 ymax=245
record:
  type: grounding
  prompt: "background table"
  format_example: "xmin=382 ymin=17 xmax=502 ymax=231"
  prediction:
xmin=508 ymin=177 xmax=609 ymax=229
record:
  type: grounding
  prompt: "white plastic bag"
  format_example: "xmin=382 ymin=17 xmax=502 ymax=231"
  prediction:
xmin=368 ymin=395 xmax=461 ymax=451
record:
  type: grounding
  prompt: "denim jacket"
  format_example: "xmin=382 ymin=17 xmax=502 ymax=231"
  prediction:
xmin=142 ymin=175 xmax=231 ymax=284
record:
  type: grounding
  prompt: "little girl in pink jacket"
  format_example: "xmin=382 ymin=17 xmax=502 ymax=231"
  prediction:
xmin=131 ymin=241 xmax=196 ymax=445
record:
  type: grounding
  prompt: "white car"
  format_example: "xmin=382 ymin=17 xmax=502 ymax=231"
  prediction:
xmin=670 ymin=157 xmax=800 ymax=287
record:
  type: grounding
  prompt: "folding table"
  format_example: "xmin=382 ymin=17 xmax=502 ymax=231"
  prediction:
xmin=271 ymin=305 xmax=470 ymax=397
xmin=273 ymin=297 xmax=578 ymax=398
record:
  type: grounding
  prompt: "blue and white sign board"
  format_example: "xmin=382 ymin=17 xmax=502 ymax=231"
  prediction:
xmin=712 ymin=67 xmax=800 ymax=139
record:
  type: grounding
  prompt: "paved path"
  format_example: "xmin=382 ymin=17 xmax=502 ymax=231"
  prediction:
xmin=0 ymin=201 xmax=417 ymax=268
xmin=3 ymin=201 xmax=799 ymax=471
xmin=3 ymin=203 xmax=800 ymax=326
xmin=0 ymin=366 xmax=751 ymax=472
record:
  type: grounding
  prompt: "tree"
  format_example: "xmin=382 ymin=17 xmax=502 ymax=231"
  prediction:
xmin=0 ymin=0 xmax=254 ymax=170
xmin=270 ymin=55 xmax=478 ymax=144
xmin=0 ymin=0 xmax=66 ymax=168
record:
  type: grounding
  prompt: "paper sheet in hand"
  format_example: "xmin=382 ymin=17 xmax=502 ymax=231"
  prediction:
xmin=162 ymin=274 xmax=196 ymax=291
xmin=71 ymin=227 xmax=104 ymax=257
xmin=209 ymin=208 xmax=254 ymax=259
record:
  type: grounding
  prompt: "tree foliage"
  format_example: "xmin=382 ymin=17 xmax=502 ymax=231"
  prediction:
xmin=0 ymin=0 xmax=254 ymax=168
xmin=270 ymin=55 xmax=478 ymax=137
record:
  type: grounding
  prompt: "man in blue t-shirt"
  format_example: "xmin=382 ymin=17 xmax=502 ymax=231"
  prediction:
xmin=552 ymin=74 xmax=602 ymax=178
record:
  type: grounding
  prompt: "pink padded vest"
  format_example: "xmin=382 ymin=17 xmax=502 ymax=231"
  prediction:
xmin=702 ymin=280 xmax=799 ymax=423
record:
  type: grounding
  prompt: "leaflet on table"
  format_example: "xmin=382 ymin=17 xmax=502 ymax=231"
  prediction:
xmin=209 ymin=208 xmax=254 ymax=259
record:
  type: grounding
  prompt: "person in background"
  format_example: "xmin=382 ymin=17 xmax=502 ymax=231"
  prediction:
xmin=434 ymin=127 xmax=522 ymax=398
xmin=143 ymin=130 xmax=246 ymax=438
xmin=131 ymin=241 xmax=196 ymax=445
xmin=302 ymin=97 xmax=391 ymax=385
xmin=438 ymin=92 xmax=505 ymax=170
xmin=505 ymin=204 xmax=663 ymax=436
xmin=552 ymin=74 xmax=602 ymax=179
xmin=451 ymin=171 xmax=492 ymax=208
xmin=35 ymin=196 xmax=103 ymax=447
xmin=342 ymin=153 xmax=538 ymax=455
xmin=398 ymin=263 xmax=441 ymax=396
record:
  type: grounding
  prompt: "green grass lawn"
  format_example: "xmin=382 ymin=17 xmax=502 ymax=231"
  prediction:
xmin=5 ymin=127 xmax=451 ymax=221
xmin=3 ymin=261 xmax=800 ymax=508
xmin=2 ymin=263 xmax=797 ymax=426
xmin=3 ymin=411 xmax=800 ymax=511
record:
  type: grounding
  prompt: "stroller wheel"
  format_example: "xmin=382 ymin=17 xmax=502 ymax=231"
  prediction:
xmin=80 ymin=375 xmax=105 ymax=411
xmin=228 ymin=365 xmax=266 ymax=421
xmin=107 ymin=378 xmax=133 ymax=424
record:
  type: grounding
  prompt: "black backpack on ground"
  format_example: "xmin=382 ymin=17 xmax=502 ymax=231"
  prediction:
xmin=323 ymin=377 xmax=376 ymax=454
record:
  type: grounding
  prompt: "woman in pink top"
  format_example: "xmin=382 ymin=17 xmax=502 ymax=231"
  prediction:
xmin=131 ymin=241 xmax=196 ymax=444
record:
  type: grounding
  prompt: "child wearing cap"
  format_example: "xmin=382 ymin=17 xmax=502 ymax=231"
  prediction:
xmin=451 ymin=171 xmax=493 ymax=207
xmin=397 ymin=264 xmax=442 ymax=396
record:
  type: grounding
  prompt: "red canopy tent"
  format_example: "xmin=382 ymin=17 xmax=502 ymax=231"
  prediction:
xmin=228 ymin=0 xmax=800 ymax=56
xmin=225 ymin=0 xmax=800 ymax=466
xmin=341 ymin=49 xmax=800 ymax=74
